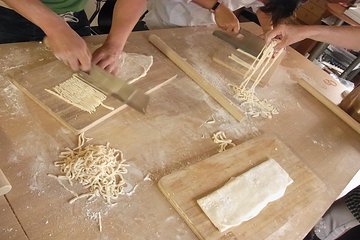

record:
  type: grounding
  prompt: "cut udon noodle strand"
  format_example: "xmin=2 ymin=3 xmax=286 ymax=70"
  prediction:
xmin=229 ymin=40 xmax=282 ymax=118
xmin=50 ymin=132 xmax=129 ymax=204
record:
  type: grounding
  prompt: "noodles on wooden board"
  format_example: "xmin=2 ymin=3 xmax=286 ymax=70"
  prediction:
xmin=45 ymin=74 xmax=114 ymax=113
xmin=212 ymin=131 xmax=235 ymax=152
xmin=48 ymin=133 xmax=129 ymax=204
xmin=229 ymin=40 xmax=283 ymax=118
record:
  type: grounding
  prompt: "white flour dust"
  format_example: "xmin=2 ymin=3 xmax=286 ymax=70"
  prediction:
xmin=0 ymin=76 xmax=28 ymax=118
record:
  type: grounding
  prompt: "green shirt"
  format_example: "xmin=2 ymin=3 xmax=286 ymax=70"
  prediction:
xmin=42 ymin=0 xmax=88 ymax=14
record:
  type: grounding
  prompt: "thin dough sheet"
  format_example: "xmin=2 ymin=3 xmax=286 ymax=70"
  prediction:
xmin=197 ymin=159 xmax=293 ymax=232
xmin=117 ymin=52 xmax=153 ymax=84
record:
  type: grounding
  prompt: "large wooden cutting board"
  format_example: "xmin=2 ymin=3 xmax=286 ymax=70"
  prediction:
xmin=7 ymin=56 xmax=177 ymax=134
xmin=158 ymin=134 xmax=328 ymax=240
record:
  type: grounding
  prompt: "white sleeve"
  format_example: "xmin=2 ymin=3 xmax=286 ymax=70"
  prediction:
xmin=221 ymin=0 xmax=264 ymax=12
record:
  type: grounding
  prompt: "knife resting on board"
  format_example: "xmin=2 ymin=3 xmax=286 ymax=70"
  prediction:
xmin=78 ymin=65 xmax=149 ymax=114
xmin=213 ymin=28 xmax=264 ymax=57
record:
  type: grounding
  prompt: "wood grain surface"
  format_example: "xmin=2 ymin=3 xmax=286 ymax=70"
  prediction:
xmin=149 ymin=34 xmax=245 ymax=121
xmin=0 ymin=197 xmax=28 ymax=240
xmin=8 ymin=53 xmax=179 ymax=134
xmin=159 ymin=134 xmax=329 ymax=240
xmin=0 ymin=23 xmax=360 ymax=240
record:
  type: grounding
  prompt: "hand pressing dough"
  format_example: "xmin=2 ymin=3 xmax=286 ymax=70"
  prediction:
xmin=45 ymin=52 xmax=153 ymax=113
xmin=117 ymin=52 xmax=153 ymax=84
xmin=197 ymin=159 xmax=293 ymax=232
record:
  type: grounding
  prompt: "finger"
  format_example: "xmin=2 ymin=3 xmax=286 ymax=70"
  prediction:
xmin=66 ymin=57 xmax=80 ymax=72
xmin=265 ymin=31 xmax=275 ymax=44
xmin=225 ymin=25 xmax=233 ymax=33
xmin=78 ymin=50 xmax=92 ymax=72
xmin=227 ymin=25 xmax=236 ymax=34
xmin=274 ymin=41 xmax=287 ymax=52
xmin=105 ymin=64 xmax=118 ymax=76
xmin=111 ymin=67 xmax=119 ymax=76
xmin=92 ymin=51 xmax=105 ymax=65
xmin=43 ymin=36 xmax=50 ymax=48
xmin=95 ymin=57 xmax=114 ymax=70
xmin=233 ymin=22 xmax=240 ymax=34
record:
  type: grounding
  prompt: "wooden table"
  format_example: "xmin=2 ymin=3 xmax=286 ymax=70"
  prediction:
xmin=1 ymin=22 xmax=360 ymax=240
xmin=327 ymin=2 xmax=359 ymax=26
xmin=308 ymin=3 xmax=360 ymax=80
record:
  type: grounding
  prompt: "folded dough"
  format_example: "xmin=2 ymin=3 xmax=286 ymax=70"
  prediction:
xmin=197 ymin=159 xmax=293 ymax=232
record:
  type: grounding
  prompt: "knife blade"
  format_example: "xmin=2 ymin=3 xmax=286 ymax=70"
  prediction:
xmin=78 ymin=65 xmax=149 ymax=114
xmin=213 ymin=29 xmax=265 ymax=57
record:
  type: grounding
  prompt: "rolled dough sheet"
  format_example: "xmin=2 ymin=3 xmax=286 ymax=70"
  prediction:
xmin=117 ymin=52 xmax=153 ymax=84
xmin=197 ymin=159 xmax=293 ymax=232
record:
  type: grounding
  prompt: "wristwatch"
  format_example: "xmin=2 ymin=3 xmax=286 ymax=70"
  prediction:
xmin=210 ymin=1 xmax=221 ymax=13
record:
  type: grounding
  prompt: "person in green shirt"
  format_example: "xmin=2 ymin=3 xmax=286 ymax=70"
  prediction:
xmin=0 ymin=0 xmax=147 ymax=75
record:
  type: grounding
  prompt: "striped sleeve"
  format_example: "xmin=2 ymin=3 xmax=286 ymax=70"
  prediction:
xmin=345 ymin=185 xmax=360 ymax=222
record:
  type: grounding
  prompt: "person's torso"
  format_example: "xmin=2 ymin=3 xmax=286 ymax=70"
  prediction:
xmin=0 ymin=0 xmax=88 ymax=14
xmin=144 ymin=0 xmax=263 ymax=29
xmin=42 ymin=0 xmax=88 ymax=14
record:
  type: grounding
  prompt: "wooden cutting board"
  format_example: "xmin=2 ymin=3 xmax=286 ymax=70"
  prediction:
xmin=212 ymin=46 xmax=284 ymax=87
xmin=158 ymin=134 xmax=328 ymax=240
xmin=7 ymin=57 xmax=177 ymax=134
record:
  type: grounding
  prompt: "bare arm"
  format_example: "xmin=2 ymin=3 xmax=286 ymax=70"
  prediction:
xmin=92 ymin=0 xmax=147 ymax=74
xmin=266 ymin=24 xmax=360 ymax=51
xmin=192 ymin=0 xmax=240 ymax=33
xmin=256 ymin=10 xmax=272 ymax=33
xmin=3 ymin=0 xmax=91 ymax=71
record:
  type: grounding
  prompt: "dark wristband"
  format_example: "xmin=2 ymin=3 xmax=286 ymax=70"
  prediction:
xmin=210 ymin=1 xmax=221 ymax=12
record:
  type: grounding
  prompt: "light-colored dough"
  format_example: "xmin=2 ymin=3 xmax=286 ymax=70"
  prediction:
xmin=117 ymin=52 xmax=153 ymax=84
xmin=211 ymin=131 xmax=235 ymax=153
xmin=229 ymin=41 xmax=283 ymax=118
xmin=197 ymin=159 xmax=293 ymax=232
xmin=49 ymin=133 xmax=129 ymax=204
xmin=45 ymin=74 xmax=114 ymax=113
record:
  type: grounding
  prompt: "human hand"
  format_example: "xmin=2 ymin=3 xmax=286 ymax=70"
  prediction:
xmin=265 ymin=24 xmax=305 ymax=52
xmin=214 ymin=4 xmax=240 ymax=34
xmin=45 ymin=27 xmax=91 ymax=72
xmin=92 ymin=42 xmax=122 ymax=75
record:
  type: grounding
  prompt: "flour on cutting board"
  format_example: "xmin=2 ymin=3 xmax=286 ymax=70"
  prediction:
xmin=4 ymin=127 xmax=60 ymax=194
xmin=0 ymin=46 xmax=49 ymax=72
xmin=0 ymin=76 xmax=28 ymax=118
